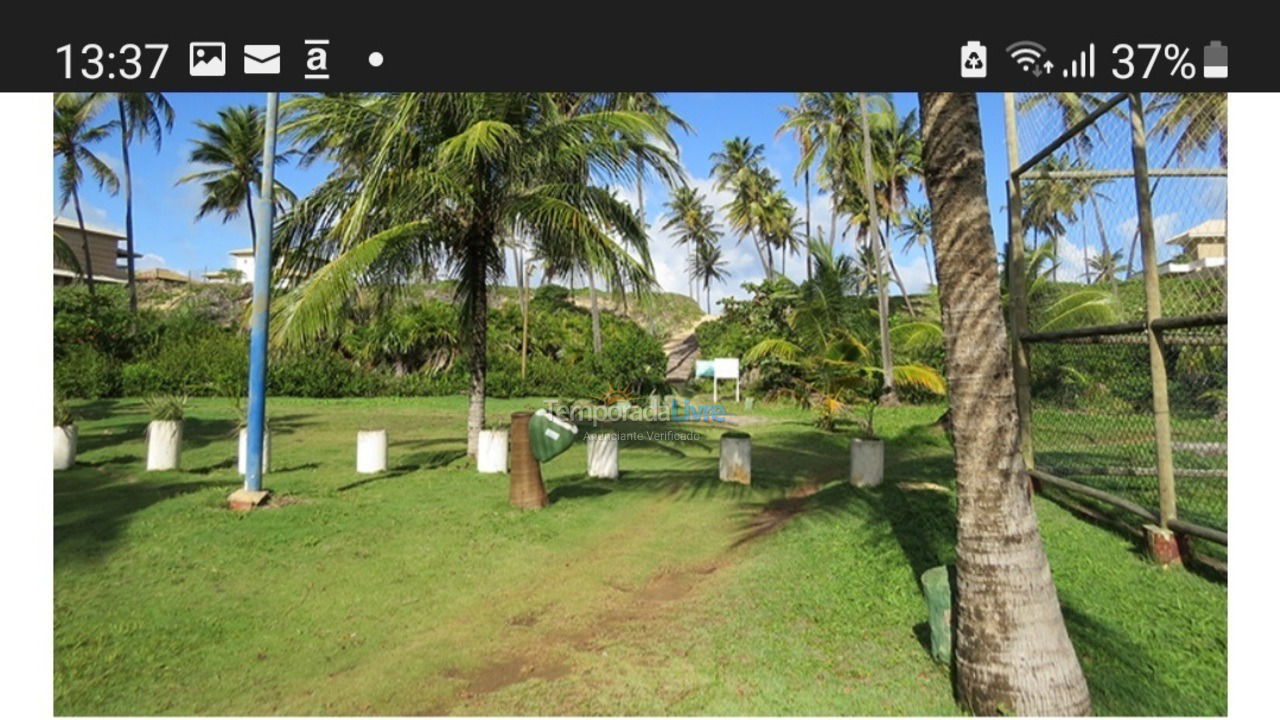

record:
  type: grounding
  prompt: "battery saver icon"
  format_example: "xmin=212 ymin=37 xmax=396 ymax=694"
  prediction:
xmin=961 ymin=41 xmax=987 ymax=78
xmin=1203 ymin=41 xmax=1228 ymax=79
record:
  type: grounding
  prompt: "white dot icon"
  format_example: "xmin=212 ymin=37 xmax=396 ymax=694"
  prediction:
xmin=368 ymin=51 xmax=384 ymax=68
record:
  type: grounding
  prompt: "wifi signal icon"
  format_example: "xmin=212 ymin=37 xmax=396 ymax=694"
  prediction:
xmin=1006 ymin=41 xmax=1048 ymax=75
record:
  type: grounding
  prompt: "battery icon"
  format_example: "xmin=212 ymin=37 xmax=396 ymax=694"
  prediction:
xmin=1203 ymin=41 xmax=1228 ymax=79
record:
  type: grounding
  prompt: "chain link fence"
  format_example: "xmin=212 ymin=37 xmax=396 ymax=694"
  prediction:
xmin=1007 ymin=93 xmax=1227 ymax=556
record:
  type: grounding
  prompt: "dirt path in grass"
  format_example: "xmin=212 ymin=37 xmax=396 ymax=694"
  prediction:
xmin=415 ymin=494 xmax=755 ymax=715
xmin=419 ymin=481 xmax=836 ymax=716
xmin=664 ymin=314 xmax=717 ymax=385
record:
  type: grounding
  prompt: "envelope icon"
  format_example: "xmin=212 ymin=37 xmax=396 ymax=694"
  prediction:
xmin=243 ymin=44 xmax=281 ymax=75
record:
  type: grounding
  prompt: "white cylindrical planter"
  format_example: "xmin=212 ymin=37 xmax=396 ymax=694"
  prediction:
xmin=356 ymin=430 xmax=388 ymax=474
xmin=719 ymin=433 xmax=752 ymax=485
xmin=146 ymin=420 xmax=183 ymax=471
xmin=238 ymin=428 xmax=272 ymax=475
xmin=586 ymin=433 xmax=619 ymax=479
xmin=477 ymin=429 xmax=509 ymax=473
xmin=850 ymin=438 xmax=885 ymax=487
xmin=54 ymin=425 xmax=78 ymax=471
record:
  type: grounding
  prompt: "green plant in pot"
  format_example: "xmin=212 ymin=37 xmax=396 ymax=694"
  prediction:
xmin=144 ymin=394 xmax=187 ymax=471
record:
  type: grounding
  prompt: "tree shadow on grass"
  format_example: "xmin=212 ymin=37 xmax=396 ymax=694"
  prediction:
xmin=54 ymin=474 xmax=230 ymax=563
xmin=1061 ymin=604 xmax=1221 ymax=715
xmin=335 ymin=449 xmax=466 ymax=492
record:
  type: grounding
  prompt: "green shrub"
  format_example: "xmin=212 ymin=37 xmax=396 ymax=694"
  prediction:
xmin=54 ymin=345 xmax=122 ymax=399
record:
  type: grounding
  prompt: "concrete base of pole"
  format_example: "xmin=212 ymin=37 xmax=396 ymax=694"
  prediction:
xmin=586 ymin=433 xmax=619 ymax=479
xmin=357 ymin=430 xmax=388 ymax=474
xmin=477 ymin=429 xmax=509 ymax=473
xmin=54 ymin=425 xmax=77 ymax=470
xmin=850 ymin=438 xmax=884 ymax=487
xmin=227 ymin=489 xmax=271 ymax=511
xmin=719 ymin=433 xmax=751 ymax=485
xmin=146 ymin=420 xmax=183 ymax=471
xmin=238 ymin=428 xmax=271 ymax=475
xmin=1143 ymin=524 xmax=1183 ymax=566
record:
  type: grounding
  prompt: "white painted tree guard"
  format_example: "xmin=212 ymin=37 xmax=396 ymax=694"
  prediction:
xmin=850 ymin=438 xmax=884 ymax=487
xmin=357 ymin=429 xmax=388 ymax=474
xmin=238 ymin=428 xmax=272 ymax=475
xmin=54 ymin=425 xmax=77 ymax=471
xmin=719 ymin=434 xmax=752 ymax=485
xmin=586 ymin=433 xmax=619 ymax=479
xmin=146 ymin=420 xmax=183 ymax=471
xmin=477 ymin=429 xmax=509 ymax=473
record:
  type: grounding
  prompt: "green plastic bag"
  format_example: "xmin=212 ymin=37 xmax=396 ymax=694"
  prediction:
xmin=528 ymin=410 xmax=579 ymax=462
xmin=921 ymin=565 xmax=953 ymax=665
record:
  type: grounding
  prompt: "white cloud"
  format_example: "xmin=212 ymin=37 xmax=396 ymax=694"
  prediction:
xmin=135 ymin=253 xmax=167 ymax=270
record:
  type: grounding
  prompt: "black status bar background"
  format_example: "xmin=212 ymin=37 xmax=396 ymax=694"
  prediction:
xmin=6 ymin=24 xmax=1267 ymax=92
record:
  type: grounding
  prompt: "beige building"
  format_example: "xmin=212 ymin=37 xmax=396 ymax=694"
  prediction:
xmin=136 ymin=268 xmax=194 ymax=285
xmin=53 ymin=216 xmax=136 ymax=285
xmin=1160 ymin=219 xmax=1226 ymax=275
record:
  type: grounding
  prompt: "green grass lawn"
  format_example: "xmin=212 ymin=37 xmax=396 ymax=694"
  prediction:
xmin=55 ymin=397 xmax=1226 ymax=715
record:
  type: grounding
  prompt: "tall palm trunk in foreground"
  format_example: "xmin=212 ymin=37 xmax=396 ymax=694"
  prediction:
xmin=918 ymin=91 xmax=1091 ymax=716
xmin=465 ymin=227 xmax=490 ymax=459
xmin=117 ymin=98 xmax=137 ymax=312
xmin=71 ymin=186 xmax=96 ymax=294
xmin=857 ymin=92 xmax=896 ymax=404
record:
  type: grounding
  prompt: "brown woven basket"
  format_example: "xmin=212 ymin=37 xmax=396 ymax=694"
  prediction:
xmin=508 ymin=411 xmax=548 ymax=509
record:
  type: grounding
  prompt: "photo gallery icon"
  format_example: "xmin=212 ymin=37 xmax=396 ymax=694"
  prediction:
xmin=188 ymin=42 xmax=226 ymax=77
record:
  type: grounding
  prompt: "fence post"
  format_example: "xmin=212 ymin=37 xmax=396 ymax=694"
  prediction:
xmin=1003 ymin=93 xmax=1036 ymax=475
xmin=1127 ymin=93 xmax=1179 ymax=537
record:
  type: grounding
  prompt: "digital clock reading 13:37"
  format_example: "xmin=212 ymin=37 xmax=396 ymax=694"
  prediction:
xmin=57 ymin=44 xmax=169 ymax=80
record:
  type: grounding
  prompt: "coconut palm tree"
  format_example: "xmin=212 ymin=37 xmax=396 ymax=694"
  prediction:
xmin=1022 ymin=153 xmax=1081 ymax=281
xmin=662 ymin=185 xmax=719 ymax=299
xmin=919 ymin=91 xmax=1091 ymax=715
xmin=758 ymin=187 xmax=800 ymax=277
xmin=1087 ymin=247 xmax=1124 ymax=286
xmin=177 ymin=105 xmax=296 ymax=252
xmin=1149 ymin=92 xmax=1226 ymax=166
xmin=899 ymin=205 xmax=935 ymax=288
xmin=778 ymin=99 xmax=818 ymax=279
xmin=53 ymin=92 xmax=119 ymax=295
xmin=710 ymin=137 xmax=774 ymax=278
xmin=114 ymin=92 xmax=174 ymax=315
xmin=744 ymin=232 xmax=944 ymax=431
xmin=1017 ymin=93 xmax=1125 ymax=287
xmin=273 ymin=93 xmax=681 ymax=458
xmin=689 ymin=238 xmax=729 ymax=314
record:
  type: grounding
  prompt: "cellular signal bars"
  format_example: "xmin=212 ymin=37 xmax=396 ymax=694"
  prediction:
xmin=1064 ymin=43 xmax=1096 ymax=78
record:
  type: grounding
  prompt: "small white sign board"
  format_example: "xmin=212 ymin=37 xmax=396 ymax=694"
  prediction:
xmin=713 ymin=358 xmax=740 ymax=380
xmin=711 ymin=357 xmax=741 ymax=403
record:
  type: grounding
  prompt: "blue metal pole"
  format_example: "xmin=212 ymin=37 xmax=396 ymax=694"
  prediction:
xmin=244 ymin=92 xmax=280 ymax=493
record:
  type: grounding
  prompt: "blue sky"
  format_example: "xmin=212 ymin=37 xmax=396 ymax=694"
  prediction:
xmin=56 ymin=92 xmax=1223 ymax=308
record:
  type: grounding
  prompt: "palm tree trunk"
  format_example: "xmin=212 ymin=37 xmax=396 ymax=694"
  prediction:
xmin=705 ymin=278 xmax=711 ymax=314
xmin=1082 ymin=224 xmax=1092 ymax=284
xmin=805 ymin=169 xmax=812 ymax=281
xmin=883 ymin=218 xmax=916 ymax=316
xmin=71 ymin=186 xmax=96 ymax=295
xmin=919 ymin=91 xmax=1091 ymax=716
xmin=465 ymin=228 xmax=490 ymax=460
xmin=245 ymin=182 xmax=258 ymax=254
xmin=587 ymin=266 xmax=602 ymax=354
xmin=923 ymin=241 xmax=936 ymax=288
xmin=1089 ymin=195 xmax=1119 ymax=294
xmin=752 ymin=232 xmax=773 ymax=280
xmin=858 ymin=93 xmax=896 ymax=402
xmin=515 ymin=244 xmax=529 ymax=379
xmin=117 ymin=99 xmax=138 ymax=316
xmin=688 ymin=246 xmax=696 ymax=300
